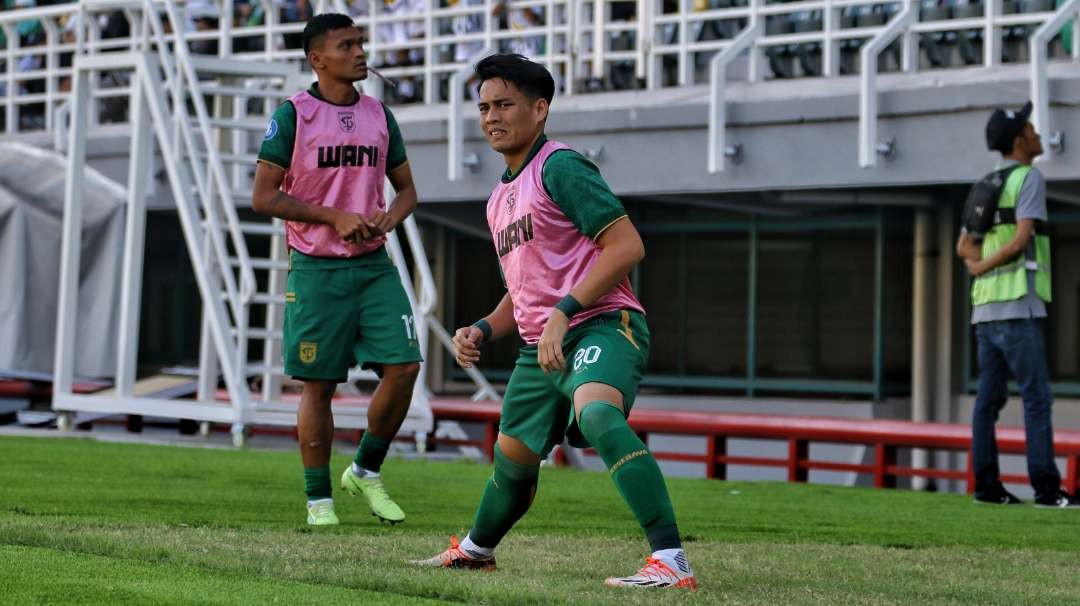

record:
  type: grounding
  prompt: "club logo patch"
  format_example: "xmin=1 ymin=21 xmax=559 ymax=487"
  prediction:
xmin=299 ymin=341 xmax=318 ymax=364
xmin=505 ymin=188 xmax=516 ymax=215
xmin=264 ymin=119 xmax=278 ymax=141
xmin=339 ymin=112 xmax=355 ymax=133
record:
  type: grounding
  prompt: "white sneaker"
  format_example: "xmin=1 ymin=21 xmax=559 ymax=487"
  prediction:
xmin=604 ymin=553 xmax=697 ymax=589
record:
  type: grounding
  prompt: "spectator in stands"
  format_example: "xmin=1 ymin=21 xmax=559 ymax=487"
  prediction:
xmin=0 ymin=0 xmax=47 ymax=129
xmin=280 ymin=0 xmax=315 ymax=49
xmin=607 ymin=0 xmax=638 ymax=90
xmin=233 ymin=0 xmax=267 ymax=53
xmin=957 ymin=102 xmax=1080 ymax=508
xmin=495 ymin=0 xmax=544 ymax=59
xmin=378 ymin=0 xmax=426 ymax=103
xmin=448 ymin=0 xmax=485 ymax=98
xmin=185 ymin=1 xmax=221 ymax=55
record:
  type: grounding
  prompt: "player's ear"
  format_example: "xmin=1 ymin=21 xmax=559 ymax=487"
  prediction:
xmin=307 ymin=50 xmax=323 ymax=71
xmin=535 ymin=97 xmax=549 ymax=124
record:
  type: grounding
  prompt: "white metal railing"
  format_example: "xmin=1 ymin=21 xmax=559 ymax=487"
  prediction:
xmin=1 ymin=0 xmax=1074 ymax=137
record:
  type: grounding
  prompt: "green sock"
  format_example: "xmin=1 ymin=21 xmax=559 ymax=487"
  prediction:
xmin=354 ymin=432 xmax=392 ymax=473
xmin=578 ymin=401 xmax=681 ymax=552
xmin=468 ymin=444 xmax=540 ymax=548
xmin=303 ymin=466 xmax=332 ymax=500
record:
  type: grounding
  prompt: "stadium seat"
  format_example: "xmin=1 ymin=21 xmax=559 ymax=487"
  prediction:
xmin=920 ymin=0 xmax=954 ymax=68
xmin=840 ymin=5 xmax=891 ymax=74
xmin=793 ymin=11 xmax=824 ymax=76
xmin=765 ymin=11 xmax=796 ymax=78
xmin=953 ymin=0 xmax=984 ymax=65
xmin=1013 ymin=0 xmax=1057 ymax=60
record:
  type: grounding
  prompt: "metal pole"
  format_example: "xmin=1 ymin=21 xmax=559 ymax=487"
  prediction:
xmin=262 ymin=220 xmax=287 ymax=405
xmin=746 ymin=218 xmax=758 ymax=397
xmin=115 ymin=71 xmax=152 ymax=398
xmin=935 ymin=204 xmax=956 ymax=490
xmin=872 ymin=208 xmax=886 ymax=402
xmin=54 ymin=60 xmax=91 ymax=399
xmin=911 ymin=208 xmax=935 ymax=489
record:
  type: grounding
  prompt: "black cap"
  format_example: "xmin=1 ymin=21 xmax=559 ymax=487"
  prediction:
xmin=985 ymin=101 xmax=1032 ymax=153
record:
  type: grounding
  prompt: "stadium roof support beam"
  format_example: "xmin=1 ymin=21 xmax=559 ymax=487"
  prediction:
xmin=858 ymin=0 xmax=916 ymax=169
xmin=707 ymin=16 xmax=762 ymax=174
xmin=1030 ymin=0 xmax=1080 ymax=159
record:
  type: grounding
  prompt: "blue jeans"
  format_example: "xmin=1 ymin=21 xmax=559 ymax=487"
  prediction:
xmin=972 ymin=318 xmax=1061 ymax=498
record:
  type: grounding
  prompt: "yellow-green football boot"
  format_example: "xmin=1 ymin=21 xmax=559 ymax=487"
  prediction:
xmin=341 ymin=466 xmax=405 ymax=525
xmin=306 ymin=499 xmax=339 ymax=526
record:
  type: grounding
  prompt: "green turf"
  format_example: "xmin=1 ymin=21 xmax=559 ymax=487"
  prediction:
xmin=1 ymin=435 xmax=1078 ymax=604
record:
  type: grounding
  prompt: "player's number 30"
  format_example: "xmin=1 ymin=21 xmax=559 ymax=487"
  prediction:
xmin=573 ymin=346 xmax=602 ymax=371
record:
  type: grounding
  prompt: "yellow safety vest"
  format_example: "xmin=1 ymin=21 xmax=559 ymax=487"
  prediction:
xmin=971 ymin=165 xmax=1052 ymax=305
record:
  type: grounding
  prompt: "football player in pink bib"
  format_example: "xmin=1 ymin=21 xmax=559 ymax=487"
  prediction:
xmin=252 ymin=14 xmax=422 ymax=527
xmin=413 ymin=54 xmax=697 ymax=590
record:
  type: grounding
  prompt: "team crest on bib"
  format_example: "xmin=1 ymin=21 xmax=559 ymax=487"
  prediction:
xmin=338 ymin=112 xmax=355 ymax=133
xmin=505 ymin=188 xmax=516 ymax=214
xmin=299 ymin=341 xmax=318 ymax=364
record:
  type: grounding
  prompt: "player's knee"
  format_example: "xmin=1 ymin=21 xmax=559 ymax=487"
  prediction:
xmin=385 ymin=362 xmax=421 ymax=384
xmin=302 ymin=380 xmax=337 ymax=402
xmin=497 ymin=434 xmax=542 ymax=466
xmin=495 ymin=443 xmax=541 ymax=481
xmin=577 ymin=401 xmax=626 ymax=441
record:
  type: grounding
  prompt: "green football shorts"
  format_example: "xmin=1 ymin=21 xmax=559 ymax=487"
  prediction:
xmin=283 ymin=247 xmax=422 ymax=382
xmin=499 ymin=309 xmax=650 ymax=458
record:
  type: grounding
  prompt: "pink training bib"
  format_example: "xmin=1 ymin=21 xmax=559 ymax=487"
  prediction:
xmin=487 ymin=139 xmax=645 ymax=344
xmin=282 ymin=89 xmax=388 ymax=258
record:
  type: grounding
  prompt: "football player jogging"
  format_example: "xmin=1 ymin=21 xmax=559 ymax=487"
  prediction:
xmin=252 ymin=14 xmax=422 ymax=526
xmin=413 ymin=54 xmax=697 ymax=590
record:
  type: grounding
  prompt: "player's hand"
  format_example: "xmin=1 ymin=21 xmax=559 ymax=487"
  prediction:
xmin=453 ymin=325 xmax=484 ymax=368
xmin=333 ymin=211 xmax=375 ymax=243
xmin=537 ymin=310 xmax=569 ymax=373
xmin=332 ymin=210 xmax=365 ymax=242
xmin=368 ymin=210 xmax=395 ymax=236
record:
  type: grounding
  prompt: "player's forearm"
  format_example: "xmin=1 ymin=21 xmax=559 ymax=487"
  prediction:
xmin=568 ymin=239 xmax=644 ymax=308
xmin=253 ymin=189 xmax=339 ymax=226
xmin=385 ymin=185 xmax=418 ymax=231
xmin=482 ymin=293 xmax=517 ymax=342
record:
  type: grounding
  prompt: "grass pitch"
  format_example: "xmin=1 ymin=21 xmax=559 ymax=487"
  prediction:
xmin=1 ymin=435 xmax=1078 ymax=605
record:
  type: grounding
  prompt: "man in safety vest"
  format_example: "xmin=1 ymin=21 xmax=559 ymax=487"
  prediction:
xmin=957 ymin=101 xmax=1079 ymax=508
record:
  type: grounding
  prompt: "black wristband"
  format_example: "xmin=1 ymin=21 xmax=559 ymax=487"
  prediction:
xmin=554 ymin=294 xmax=584 ymax=319
xmin=472 ymin=319 xmax=493 ymax=342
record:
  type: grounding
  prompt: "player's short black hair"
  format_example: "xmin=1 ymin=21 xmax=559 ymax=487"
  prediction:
xmin=302 ymin=13 xmax=356 ymax=56
xmin=474 ymin=53 xmax=555 ymax=104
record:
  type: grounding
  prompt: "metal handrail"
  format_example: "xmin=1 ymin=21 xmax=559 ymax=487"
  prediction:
xmin=154 ymin=0 xmax=258 ymax=304
xmin=1030 ymin=0 xmax=1080 ymax=154
xmin=707 ymin=17 xmax=762 ymax=174
xmin=858 ymin=0 xmax=916 ymax=169
xmin=448 ymin=38 xmax=494 ymax=181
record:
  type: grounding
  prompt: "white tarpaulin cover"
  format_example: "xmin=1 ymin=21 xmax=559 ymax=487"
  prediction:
xmin=0 ymin=142 xmax=125 ymax=378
